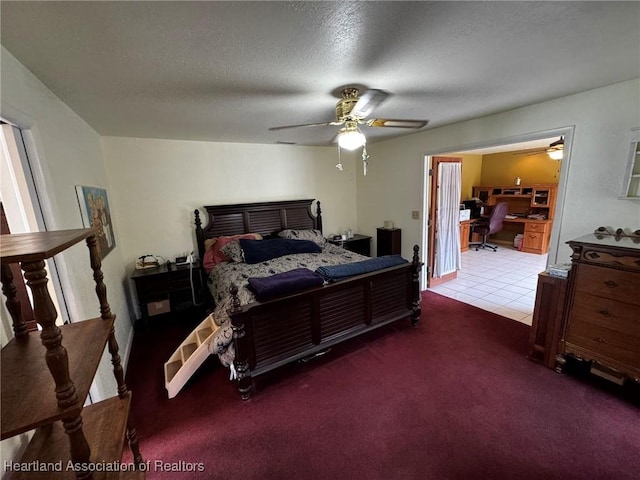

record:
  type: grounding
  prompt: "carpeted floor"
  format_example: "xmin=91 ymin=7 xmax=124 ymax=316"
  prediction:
xmin=124 ymin=291 xmax=639 ymax=479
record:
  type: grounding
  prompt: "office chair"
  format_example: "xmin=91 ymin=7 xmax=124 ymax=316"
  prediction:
xmin=469 ymin=202 xmax=509 ymax=251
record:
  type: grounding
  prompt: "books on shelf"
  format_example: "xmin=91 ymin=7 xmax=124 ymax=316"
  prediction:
xmin=547 ymin=263 xmax=572 ymax=278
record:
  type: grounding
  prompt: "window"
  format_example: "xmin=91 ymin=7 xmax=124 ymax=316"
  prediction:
xmin=620 ymin=127 xmax=640 ymax=200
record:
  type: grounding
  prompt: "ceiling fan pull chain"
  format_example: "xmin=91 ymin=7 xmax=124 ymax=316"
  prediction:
xmin=362 ymin=146 xmax=369 ymax=176
xmin=336 ymin=144 xmax=343 ymax=171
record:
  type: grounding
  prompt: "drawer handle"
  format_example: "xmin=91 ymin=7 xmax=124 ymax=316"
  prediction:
xmin=594 ymin=337 xmax=608 ymax=344
xmin=587 ymin=252 xmax=601 ymax=259
xmin=598 ymin=309 xmax=611 ymax=317
xmin=603 ymin=280 xmax=618 ymax=288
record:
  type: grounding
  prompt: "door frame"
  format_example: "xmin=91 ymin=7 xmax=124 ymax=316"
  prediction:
xmin=427 ymin=156 xmax=462 ymax=288
xmin=422 ymin=126 xmax=575 ymax=290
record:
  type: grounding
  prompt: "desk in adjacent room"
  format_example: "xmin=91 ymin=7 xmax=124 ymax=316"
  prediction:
xmin=464 ymin=217 xmax=552 ymax=254
xmin=467 ymin=183 xmax=557 ymax=254
xmin=504 ymin=218 xmax=552 ymax=254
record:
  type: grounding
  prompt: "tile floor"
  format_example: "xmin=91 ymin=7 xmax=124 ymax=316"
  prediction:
xmin=428 ymin=244 xmax=548 ymax=325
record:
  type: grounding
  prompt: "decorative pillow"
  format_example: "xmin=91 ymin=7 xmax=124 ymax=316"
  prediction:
xmin=220 ymin=240 xmax=245 ymax=263
xmin=204 ymin=238 xmax=216 ymax=252
xmin=240 ymin=238 xmax=322 ymax=264
xmin=278 ymin=229 xmax=326 ymax=247
xmin=203 ymin=233 xmax=262 ymax=272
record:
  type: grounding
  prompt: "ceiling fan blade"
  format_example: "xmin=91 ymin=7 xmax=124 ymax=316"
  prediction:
xmin=350 ymin=89 xmax=389 ymax=118
xmin=525 ymin=150 xmax=547 ymax=156
xmin=366 ymin=118 xmax=429 ymax=129
xmin=269 ymin=121 xmax=343 ymax=131
xmin=512 ymin=148 xmax=550 ymax=156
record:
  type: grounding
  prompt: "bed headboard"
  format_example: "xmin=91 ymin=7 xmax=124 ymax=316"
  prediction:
xmin=194 ymin=199 xmax=322 ymax=260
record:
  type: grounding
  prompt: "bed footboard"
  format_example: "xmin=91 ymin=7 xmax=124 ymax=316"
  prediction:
xmin=228 ymin=245 xmax=423 ymax=399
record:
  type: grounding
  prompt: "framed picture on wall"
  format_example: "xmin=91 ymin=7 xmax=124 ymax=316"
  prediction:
xmin=75 ymin=185 xmax=116 ymax=258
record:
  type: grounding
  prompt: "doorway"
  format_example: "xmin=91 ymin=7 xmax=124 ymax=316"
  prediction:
xmin=422 ymin=128 xmax=573 ymax=323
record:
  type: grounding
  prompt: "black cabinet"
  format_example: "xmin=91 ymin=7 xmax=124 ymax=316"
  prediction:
xmin=131 ymin=261 xmax=205 ymax=319
xmin=377 ymin=228 xmax=401 ymax=256
xmin=328 ymin=234 xmax=371 ymax=256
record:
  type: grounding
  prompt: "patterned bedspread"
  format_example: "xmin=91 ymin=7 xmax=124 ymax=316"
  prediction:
xmin=207 ymin=243 xmax=368 ymax=368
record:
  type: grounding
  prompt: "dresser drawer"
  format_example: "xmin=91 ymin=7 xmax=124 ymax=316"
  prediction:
xmin=522 ymin=232 xmax=544 ymax=249
xmin=566 ymin=292 xmax=640 ymax=367
xmin=580 ymin=248 xmax=640 ymax=272
xmin=574 ymin=264 xmax=640 ymax=306
xmin=524 ymin=222 xmax=549 ymax=233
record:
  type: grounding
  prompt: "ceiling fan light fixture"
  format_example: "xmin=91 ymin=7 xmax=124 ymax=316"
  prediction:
xmin=338 ymin=124 xmax=366 ymax=150
xmin=547 ymin=148 xmax=563 ymax=160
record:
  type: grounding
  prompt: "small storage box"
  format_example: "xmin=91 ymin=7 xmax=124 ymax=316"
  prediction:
xmin=147 ymin=299 xmax=170 ymax=316
xmin=514 ymin=233 xmax=524 ymax=249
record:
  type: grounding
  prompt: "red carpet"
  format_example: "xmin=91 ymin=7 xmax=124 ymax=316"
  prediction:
xmin=124 ymin=291 xmax=639 ymax=479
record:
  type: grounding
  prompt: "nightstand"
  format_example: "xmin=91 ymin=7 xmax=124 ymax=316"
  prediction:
xmin=131 ymin=261 xmax=205 ymax=320
xmin=327 ymin=234 xmax=371 ymax=256
xmin=377 ymin=228 xmax=401 ymax=256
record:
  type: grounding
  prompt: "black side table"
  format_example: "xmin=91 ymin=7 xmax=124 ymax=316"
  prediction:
xmin=131 ymin=261 xmax=205 ymax=320
xmin=327 ymin=234 xmax=371 ymax=256
xmin=377 ymin=228 xmax=401 ymax=256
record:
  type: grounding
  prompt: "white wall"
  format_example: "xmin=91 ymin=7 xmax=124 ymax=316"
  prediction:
xmin=357 ymin=79 xmax=640 ymax=265
xmin=0 ymin=47 xmax=130 ymax=415
xmin=101 ymin=137 xmax=358 ymax=265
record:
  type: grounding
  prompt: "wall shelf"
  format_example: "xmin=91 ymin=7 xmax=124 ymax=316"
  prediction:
xmin=0 ymin=228 xmax=144 ymax=478
xmin=1 ymin=317 xmax=113 ymax=439
xmin=14 ymin=395 xmax=133 ymax=480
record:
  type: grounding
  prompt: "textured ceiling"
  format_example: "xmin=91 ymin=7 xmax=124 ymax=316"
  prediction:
xmin=1 ymin=1 xmax=638 ymax=148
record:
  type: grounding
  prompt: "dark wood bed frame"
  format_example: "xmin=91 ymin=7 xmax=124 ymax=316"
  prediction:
xmin=194 ymin=199 xmax=423 ymax=399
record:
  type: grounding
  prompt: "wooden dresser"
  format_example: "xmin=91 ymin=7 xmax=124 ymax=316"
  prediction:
xmin=557 ymin=233 xmax=640 ymax=382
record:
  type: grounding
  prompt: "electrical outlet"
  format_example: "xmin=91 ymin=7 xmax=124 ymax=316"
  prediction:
xmin=411 ymin=210 xmax=420 ymax=220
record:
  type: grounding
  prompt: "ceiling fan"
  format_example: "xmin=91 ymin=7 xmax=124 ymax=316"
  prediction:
xmin=268 ymin=87 xmax=429 ymax=150
xmin=513 ymin=137 xmax=564 ymax=159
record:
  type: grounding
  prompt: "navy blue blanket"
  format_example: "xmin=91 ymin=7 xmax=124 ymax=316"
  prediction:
xmin=240 ymin=238 xmax=322 ymax=264
xmin=315 ymin=255 xmax=408 ymax=281
xmin=247 ymin=268 xmax=325 ymax=301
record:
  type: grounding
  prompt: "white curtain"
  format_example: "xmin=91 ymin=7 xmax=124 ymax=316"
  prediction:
xmin=433 ymin=162 xmax=462 ymax=277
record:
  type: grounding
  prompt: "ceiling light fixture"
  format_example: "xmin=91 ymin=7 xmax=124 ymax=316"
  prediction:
xmin=547 ymin=148 xmax=563 ymax=160
xmin=337 ymin=121 xmax=366 ymax=150
xmin=546 ymin=136 xmax=564 ymax=160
